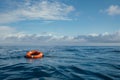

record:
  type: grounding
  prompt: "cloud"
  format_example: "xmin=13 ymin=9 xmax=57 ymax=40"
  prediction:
xmin=0 ymin=26 xmax=16 ymax=36
xmin=106 ymin=5 xmax=120 ymax=15
xmin=74 ymin=31 xmax=120 ymax=43
xmin=0 ymin=26 xmax=15 ymax=32
xmin=0 ymin=26 xmax=120 ymax=45
xmin=0 ymin=0 xmax=74 ymax=23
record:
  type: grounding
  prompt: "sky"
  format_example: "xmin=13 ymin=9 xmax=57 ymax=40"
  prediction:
xmin=0 ymin=0 xmax=120 ymax=46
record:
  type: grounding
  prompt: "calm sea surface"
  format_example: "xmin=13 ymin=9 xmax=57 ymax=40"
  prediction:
xmin=0 ymin=46 xmax=120 ymax=80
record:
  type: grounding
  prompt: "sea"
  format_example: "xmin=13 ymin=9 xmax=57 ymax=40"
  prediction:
xmin=0 ymin=46 xmax=120 ymax=80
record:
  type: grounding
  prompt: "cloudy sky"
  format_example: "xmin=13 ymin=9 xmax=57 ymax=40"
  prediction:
xmin=0 ymin=0 xmax=120 ymax=46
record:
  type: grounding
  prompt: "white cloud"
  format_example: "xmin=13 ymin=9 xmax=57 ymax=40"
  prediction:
xmin=0 ymin=26 xmax=15 ymax=32
xmin=74 ymin=31 xmax=120 ymax=43
xmin=0 ymin=26 xmax=120 ymax=45
xmin=106 ymin=5 xmax=120 ymax=15
xmin=0 ymin=0 xmax=74 ymax=23
xmin=0 ymin=26 xmax=16 ymax=36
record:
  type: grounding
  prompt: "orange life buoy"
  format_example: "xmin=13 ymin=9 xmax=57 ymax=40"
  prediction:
xmin=26 ymin=50 xmax=43 ymax=59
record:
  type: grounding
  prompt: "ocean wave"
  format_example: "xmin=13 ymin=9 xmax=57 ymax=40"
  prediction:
xmin=0 ymin=46 xmax=120 ymax=80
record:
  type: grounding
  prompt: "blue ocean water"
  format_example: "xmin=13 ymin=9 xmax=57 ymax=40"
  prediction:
xmin=0 ymin=46 xmax=120 ymax=80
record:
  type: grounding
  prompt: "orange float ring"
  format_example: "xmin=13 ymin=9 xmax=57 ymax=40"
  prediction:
xmin=26 ymin=50 xmax=43 ymax=59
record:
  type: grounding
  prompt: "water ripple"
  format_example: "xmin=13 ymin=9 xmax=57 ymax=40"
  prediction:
xmin=0 ymin=46 xmax=120 ymax=80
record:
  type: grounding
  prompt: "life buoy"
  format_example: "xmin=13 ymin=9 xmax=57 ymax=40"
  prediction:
xmin=26 ymin=50 xmax=43 ymax=59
